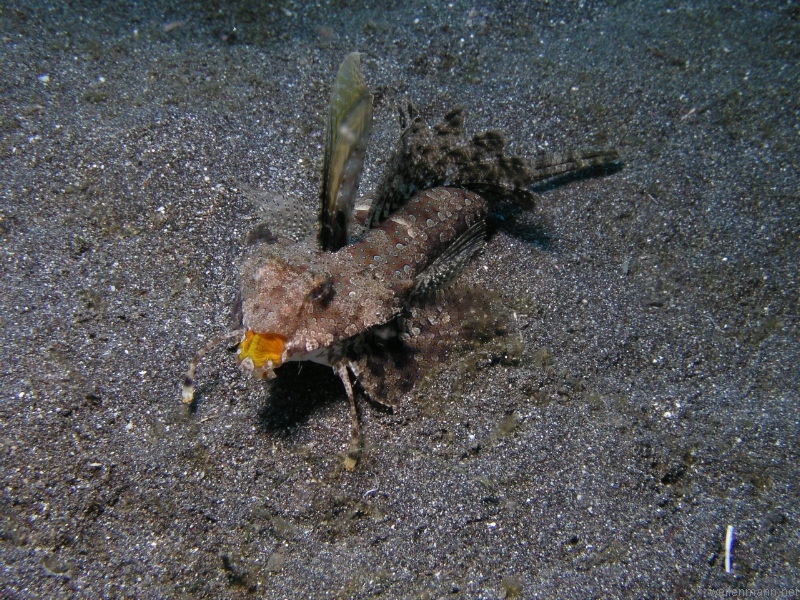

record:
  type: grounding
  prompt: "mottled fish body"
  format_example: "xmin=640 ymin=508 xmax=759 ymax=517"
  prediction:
xmin=238 ymin=187 xmax=487 ymax=375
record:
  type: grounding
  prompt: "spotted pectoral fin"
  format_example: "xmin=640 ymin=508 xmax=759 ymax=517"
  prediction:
xmin=408 ymin=219 xmax=487 ymax=305
xmin=347 ymin=285 xmax=522 ymax=406
xmin=319 ymin=52 xmax=374 ymax=252
xmin=404 ymin=285 xmax=524 ymax=371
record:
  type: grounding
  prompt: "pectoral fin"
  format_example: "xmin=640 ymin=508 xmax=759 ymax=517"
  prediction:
xmin=408 ymin=219 xmax=487 ymax=305
xmin=319 ymin=52 xmax=374 ymax=251
xmin=346 ymin=285 xmax=520 ymax=407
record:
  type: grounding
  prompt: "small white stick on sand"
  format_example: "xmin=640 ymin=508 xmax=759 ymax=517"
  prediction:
xmin=725 ymin=525 xmax=734 ymax=573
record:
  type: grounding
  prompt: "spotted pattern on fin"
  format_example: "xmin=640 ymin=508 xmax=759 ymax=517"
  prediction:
xmin=366 ymin=105 xmax=619 ymax=227
xmin=365 ymin=106 xmax=535 ymax=227
xmin=527 ymin=148 xmax=620 ymax=181
xmin=409 ymin=219 xmax=486 ymax=304
xmin=349 ymin=285 xmax=518 ymax=405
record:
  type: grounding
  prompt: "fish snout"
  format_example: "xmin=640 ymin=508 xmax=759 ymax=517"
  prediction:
xmin=237 ymin=330 xmax=288 ymax=379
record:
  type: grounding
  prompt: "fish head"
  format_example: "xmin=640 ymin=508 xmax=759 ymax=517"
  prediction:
xmin=236 ymin=242 xmax=340 ymax=378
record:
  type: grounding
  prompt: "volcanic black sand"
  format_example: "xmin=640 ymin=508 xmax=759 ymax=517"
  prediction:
xmin=1 ymin=1 xmax=798 ymax=597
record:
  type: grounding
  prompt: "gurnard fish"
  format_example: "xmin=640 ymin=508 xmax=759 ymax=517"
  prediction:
xmin=183 ymin=53 xmax=618 ymax=467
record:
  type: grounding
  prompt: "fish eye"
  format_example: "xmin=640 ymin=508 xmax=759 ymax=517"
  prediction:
xmin=307 ymin=275 xmax=334 ymax=304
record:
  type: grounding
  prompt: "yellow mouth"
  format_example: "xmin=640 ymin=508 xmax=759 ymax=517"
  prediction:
xmin=238 ymin=331 xmax=287 ymax=369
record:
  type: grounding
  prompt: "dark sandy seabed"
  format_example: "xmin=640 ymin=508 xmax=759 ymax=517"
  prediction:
xmin=1 ymin=0 xmax=798 ymax=597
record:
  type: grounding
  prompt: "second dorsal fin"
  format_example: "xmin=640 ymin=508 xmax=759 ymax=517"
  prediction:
xmin=364 ymin=106 xmax=538 ymax=228
xmin=365 ymin=105 xmax=620 ymax=228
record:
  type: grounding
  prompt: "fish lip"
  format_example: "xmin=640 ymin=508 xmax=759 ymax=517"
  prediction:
xmin=237 ymin=331 xmax=288 ymax=378
xmin=239 ymin=357 xmax=278 ymax=380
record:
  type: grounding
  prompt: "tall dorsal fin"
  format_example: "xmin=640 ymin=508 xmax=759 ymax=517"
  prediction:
xmin=318 ymin=52 xmax=374 ymax=252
